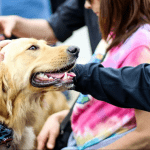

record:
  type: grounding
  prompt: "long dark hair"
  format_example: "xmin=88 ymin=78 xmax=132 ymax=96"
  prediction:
xmin=99 ymin=0 xmax=150 ymax=51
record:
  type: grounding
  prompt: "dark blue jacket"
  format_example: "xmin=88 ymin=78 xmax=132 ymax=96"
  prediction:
xmin=51 ymin=0 xmax=66 ymax=13
xmin=48 ymin=0 xmax=101 ymax=53
xmin=73 ymin=63 xmax=150 ymax=112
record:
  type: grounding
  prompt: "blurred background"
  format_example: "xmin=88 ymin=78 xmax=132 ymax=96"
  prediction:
xmin=57 ymin=26 xmax=92 ymax=64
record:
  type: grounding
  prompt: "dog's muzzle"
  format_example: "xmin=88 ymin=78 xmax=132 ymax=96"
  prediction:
xmin=30 ymin=46 xmax=80 ymax=89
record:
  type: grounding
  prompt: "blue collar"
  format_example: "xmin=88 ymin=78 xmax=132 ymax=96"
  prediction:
xmin=0 ymin=123 xmax=13 ymax=148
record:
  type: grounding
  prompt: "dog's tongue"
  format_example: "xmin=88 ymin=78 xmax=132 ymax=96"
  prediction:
xmin=50 ymin=72 xmax=76 ymax=79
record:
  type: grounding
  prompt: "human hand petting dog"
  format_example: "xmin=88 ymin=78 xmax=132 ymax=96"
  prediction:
xmin=0 ymin=16 xmax=18 ymax=38
xmin=0 ymin=40 xmax=11 ymax=61
xmin=0 ymin=40 xmax=11 ymax=48
xmin=37 ymin=110 xmax=69 ymax=150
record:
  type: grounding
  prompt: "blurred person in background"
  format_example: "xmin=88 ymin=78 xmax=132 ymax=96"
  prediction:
xmin=0 ymin=0 xmax=53 ymax=39
xmin=0 ymin=0 xmax=101 ymax=54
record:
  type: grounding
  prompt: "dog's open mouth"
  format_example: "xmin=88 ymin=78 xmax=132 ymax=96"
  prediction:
xmin=31 ymin=63 xmax=76 ymax=89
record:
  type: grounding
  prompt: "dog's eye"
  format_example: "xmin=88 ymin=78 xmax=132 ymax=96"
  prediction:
xmin=28 ymin=45 xmax=39 ymax=50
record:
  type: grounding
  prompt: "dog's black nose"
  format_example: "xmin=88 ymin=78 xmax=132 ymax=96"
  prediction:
xmin=67 ymin=46 xmax=80 ymax=58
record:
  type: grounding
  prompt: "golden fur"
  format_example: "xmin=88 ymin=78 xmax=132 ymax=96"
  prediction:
xmin=0 ymin=38 xmax=77 ymax=149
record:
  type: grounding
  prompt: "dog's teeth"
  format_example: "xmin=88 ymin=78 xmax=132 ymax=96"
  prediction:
xmin=36 ymin=74 xmax=43 ymax=78
xmin=49 ymin=77 xmax=53 ymax=79
xmin=49 ymin=77 xmax=54 ymax=81
xmin=36 ymin=74 xmax=40 ymax=78
xmin=39 ymin=73 xmax=44 ymax=77
xmin=64 ymin=72 xmax=67 ymax=79
xmin=43 ymin=75 xmax=48 ymax=79
xmin=36 ymin=73 xmax=46 ymax=79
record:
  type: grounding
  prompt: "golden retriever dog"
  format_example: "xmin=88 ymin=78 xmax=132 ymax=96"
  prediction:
xmin=0 ymin=38 xmax=79 ymax=149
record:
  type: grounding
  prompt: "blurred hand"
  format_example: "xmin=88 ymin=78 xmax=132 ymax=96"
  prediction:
xmin=0 ymin=40 xmax=11 ymax=48
xmin=0 ymin=16 xmax=18 ymax=38
xmin=0 ymin=40 xmax=11 ymax=61
xmin=37 ymin=110 xmax=69 ymax=150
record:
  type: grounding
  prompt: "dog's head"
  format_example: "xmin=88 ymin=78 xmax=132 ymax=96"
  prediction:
xmin=0 ymin=38 xmax=79 ymax=93
xmin=0 ymin=38 xmax=79 ymax=145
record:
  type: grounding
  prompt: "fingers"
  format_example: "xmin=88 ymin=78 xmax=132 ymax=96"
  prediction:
xmin=46 ymin=129 xmax=59 ymax=149
xmin=4 ymin=24 xmax=12 ymax=38
xmin=37 ymin=115 xmax=61 ymax=150
xmin=0 ymin=40 xmax=11 ymax=49
xmin=37 ymin=125 xmax=59 ymax=149
xmin=0 ymin=40 xmax=11 ymax=61
xmin=37 ymin=111 xmax=68 ymax=149
xmin=37 ymin=129 xmax=49 ymax=150
xmin=0 ymin=16 xmax=16 ymax=38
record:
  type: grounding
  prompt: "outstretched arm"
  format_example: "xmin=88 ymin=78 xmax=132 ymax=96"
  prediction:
xmin=0 ymin=16 xmax=57 ymax=43
xmin=0 ymin=0 xmax=85 ymax=44
xmin=72 ymin=63 xmax=150 ymax=111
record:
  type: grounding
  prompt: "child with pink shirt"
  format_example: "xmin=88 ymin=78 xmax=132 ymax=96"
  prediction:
xmin=71 ymin=23 xmax=150 ymax=150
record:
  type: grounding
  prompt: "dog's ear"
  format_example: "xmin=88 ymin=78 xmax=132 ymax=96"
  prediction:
xmin=0 ymin=40 xmax=11 ymax=62
xmin=0 ymin=63 xmax=9 ymax=118
xmin=0 ymin=63 xmax=16 ymax=117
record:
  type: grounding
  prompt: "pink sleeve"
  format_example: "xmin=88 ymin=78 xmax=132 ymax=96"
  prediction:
xmin=121 ymin=46 xmax=150 ymax=67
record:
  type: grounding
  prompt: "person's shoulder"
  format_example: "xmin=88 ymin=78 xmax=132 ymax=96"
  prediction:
xmin=139 ymin=24 xmax=150 ymax=32
xmin=134 ymin=24 xmax=150 ymax=41
xmin=118 ymin=24 xmax=150 ymax=56
xmin=128 ymin=24 xmax=150 ymax=48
